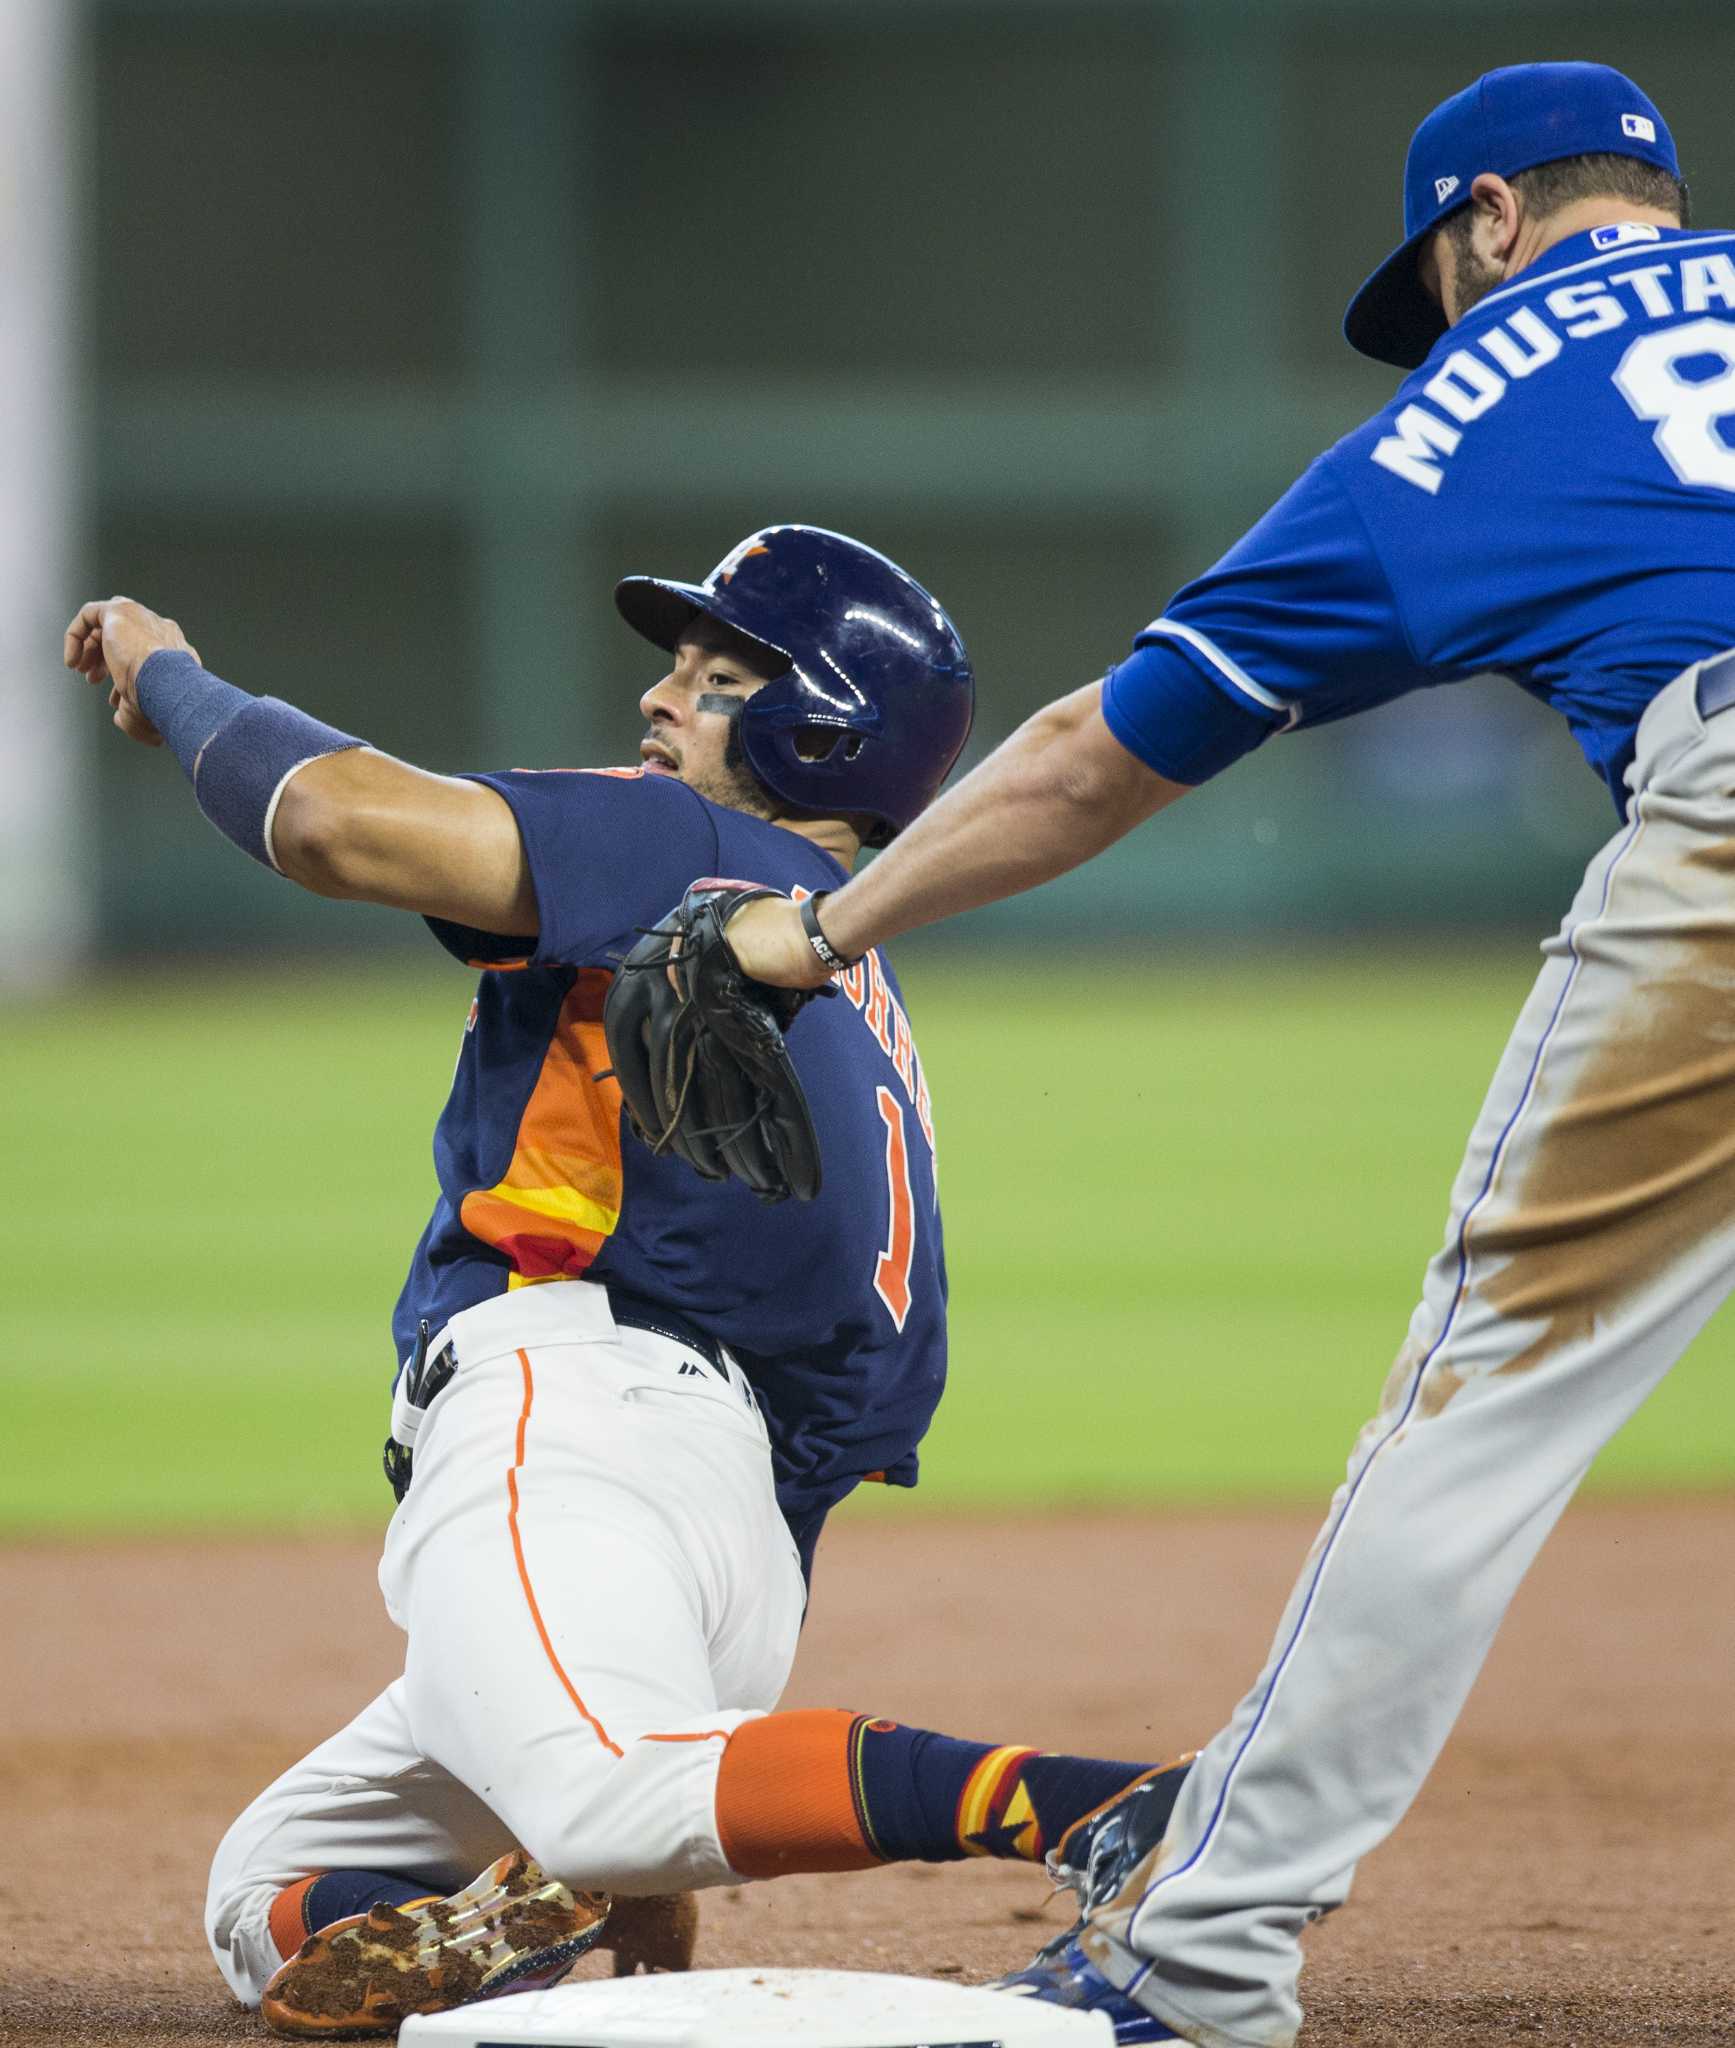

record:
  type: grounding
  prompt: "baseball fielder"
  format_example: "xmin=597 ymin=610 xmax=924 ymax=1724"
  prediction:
xmin=724 ymin=65 xmax=1735 ymax=2048
xmin=64 ymin=527 xmax=1189 ymax=2036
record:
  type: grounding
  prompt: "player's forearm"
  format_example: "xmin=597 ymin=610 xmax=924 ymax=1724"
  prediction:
xmin=121 ymin=646 xmax=537 ymax=933
xmin=270 ymin=749 xmax=533 ymax=930
xmin=270 ymin=749 xmax=448 ymax=909
xmin=821 ymin=681 xmax=1187 ymax=958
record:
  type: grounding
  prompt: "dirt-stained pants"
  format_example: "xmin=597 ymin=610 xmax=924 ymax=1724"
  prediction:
xmin=1086 ymin=653 xmax=1735 ymax=2048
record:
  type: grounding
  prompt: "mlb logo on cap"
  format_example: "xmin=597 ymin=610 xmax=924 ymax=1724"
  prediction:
xmin=1344 ymin=62 xmax=1681 ymax=369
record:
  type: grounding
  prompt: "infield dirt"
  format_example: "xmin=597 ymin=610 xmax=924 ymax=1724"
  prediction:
xmin=2 ymin=1503 xmax=1730 ymax=2047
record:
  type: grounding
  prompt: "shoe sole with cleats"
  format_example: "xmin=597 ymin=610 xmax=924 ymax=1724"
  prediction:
xmin=260 ymin=1850 xmax=610 ymax=2038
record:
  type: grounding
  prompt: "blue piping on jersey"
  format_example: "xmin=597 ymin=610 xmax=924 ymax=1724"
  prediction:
xmin=1121 ymin=797 xmax=1651 ymax=1988
xmin=1454 ymin=229 xmax=1735 ymax=326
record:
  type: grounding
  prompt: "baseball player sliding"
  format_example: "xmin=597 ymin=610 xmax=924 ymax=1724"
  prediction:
xmin=723 ymin=64 xmax=1735 ymax=2048
xmin=64 ymin=527 xmax=1193 ymax=2037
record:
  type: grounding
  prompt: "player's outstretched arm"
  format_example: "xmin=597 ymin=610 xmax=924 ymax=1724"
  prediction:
xmin=64 ymin=595 xmax=538 ymax=937
xmin=266 ymin=750 xmax=537 ymax=931
xmin=727 ymin=678 xmax=1188 ymax=986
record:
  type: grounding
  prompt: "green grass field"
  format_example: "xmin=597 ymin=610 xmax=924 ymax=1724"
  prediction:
xmin=5 ymin=951 xmax=1732 ymax=1535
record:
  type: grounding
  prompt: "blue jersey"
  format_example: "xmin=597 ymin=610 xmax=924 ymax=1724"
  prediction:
xmin=392 ymin=768 xmax=947 ymax=1574
xmin=1105 ymin=224 xmax=1735 ymax=811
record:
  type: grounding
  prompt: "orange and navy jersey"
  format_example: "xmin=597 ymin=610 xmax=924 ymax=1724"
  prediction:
xmin=393 ymin=767 xmax=946 ymax=1570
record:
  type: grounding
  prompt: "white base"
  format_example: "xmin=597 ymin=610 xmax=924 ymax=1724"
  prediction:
xmin=397 ymin=1967 xmax=1114 ymax=2047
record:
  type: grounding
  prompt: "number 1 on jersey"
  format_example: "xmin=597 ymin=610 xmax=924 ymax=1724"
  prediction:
xmin=873 ymin=1085 xmax=915 ymax=1330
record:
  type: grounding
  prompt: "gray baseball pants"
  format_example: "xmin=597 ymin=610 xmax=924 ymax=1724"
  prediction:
xmin=1083 ymin=652 xmax=1735 ymax=2047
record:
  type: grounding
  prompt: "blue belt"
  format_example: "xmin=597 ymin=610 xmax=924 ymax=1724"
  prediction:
xmin=1695 ymin=649 xmax=1735 ymax=720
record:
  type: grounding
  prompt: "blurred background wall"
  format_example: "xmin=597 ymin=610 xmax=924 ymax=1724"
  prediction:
xmin=32 ymin=0 xmax=1735 ymax=965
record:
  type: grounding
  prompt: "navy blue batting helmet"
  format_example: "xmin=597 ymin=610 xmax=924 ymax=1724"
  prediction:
xmin=614 ymin=525 xmax=974 ymax=844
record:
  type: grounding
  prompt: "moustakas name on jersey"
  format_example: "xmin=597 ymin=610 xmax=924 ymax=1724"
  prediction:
xmin=1106 ymin=223 xmax=1735 ymax=811
xmin=394 ymin=767 xmax=946 ymax=1578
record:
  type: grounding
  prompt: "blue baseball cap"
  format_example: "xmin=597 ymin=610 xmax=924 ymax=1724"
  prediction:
xmin=1344 ymin=62 xmax=1679 ymax=369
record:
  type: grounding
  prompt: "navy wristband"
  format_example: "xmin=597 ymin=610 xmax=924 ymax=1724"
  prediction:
xmin=135 ymin=648 xmax=249 ymax=765
xmin=134 ymin=649 xmax=365 ymax=870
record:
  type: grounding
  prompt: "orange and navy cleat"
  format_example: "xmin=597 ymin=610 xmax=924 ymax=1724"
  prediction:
xmin=259 ymin=1850 xmax=609 ymax=2037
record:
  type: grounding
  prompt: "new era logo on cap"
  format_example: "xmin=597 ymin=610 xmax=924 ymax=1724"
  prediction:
xmin=1348 ymin=63 xmax=1681 ymax=369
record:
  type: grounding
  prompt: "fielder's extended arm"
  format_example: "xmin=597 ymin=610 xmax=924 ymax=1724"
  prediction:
xmin=726 ymin=679 xmax=1190 ymax=986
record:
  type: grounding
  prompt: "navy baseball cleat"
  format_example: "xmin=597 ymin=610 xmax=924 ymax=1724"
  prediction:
xmin=1050 ymin=1757 xmax=1191 ymax=1904
xmin=995 ymin=1939 xmax=1181 ymax=2042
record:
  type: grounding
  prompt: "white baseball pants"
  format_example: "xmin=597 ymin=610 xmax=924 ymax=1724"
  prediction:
xmin=1084 ymin=654 xmax=1735 ymax=2047
xmin=206 ymin=1283 xmax=807 ymax=2006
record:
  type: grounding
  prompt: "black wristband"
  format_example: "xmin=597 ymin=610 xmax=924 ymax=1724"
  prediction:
xmin=801 ymin=892 xmax=862 ymax=971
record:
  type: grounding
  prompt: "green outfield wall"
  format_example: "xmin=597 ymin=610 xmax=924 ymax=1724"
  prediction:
xmin=76 ymin=0 xmax=1733 ymax=954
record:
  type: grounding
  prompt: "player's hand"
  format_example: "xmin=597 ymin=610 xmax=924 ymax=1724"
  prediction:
xmin=721 ymin=893 xmax=835 ymax=990
xmin=63 ymin=596 xmax=201 ymax=748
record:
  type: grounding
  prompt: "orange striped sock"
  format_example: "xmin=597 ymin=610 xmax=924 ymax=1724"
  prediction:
xmin=954 ymin=1743 xmax=1047 ymax=1860
xmin=849 ymin=1720 xmax=1167 ymax=1865
xmin=268 ymin=1877 xmax=321 ymax=1963
xmin=713 ymin=1711 xmax=1174 ymax=1876
xmin=714 ymin=1709 xmax=883 ymax=1878
xmin=266 ymin=1872 xmax=440 ymax=1961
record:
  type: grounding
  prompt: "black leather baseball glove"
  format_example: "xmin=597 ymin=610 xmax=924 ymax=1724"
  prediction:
xmin=603 ymin=881 xmax=829 ymax=1202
